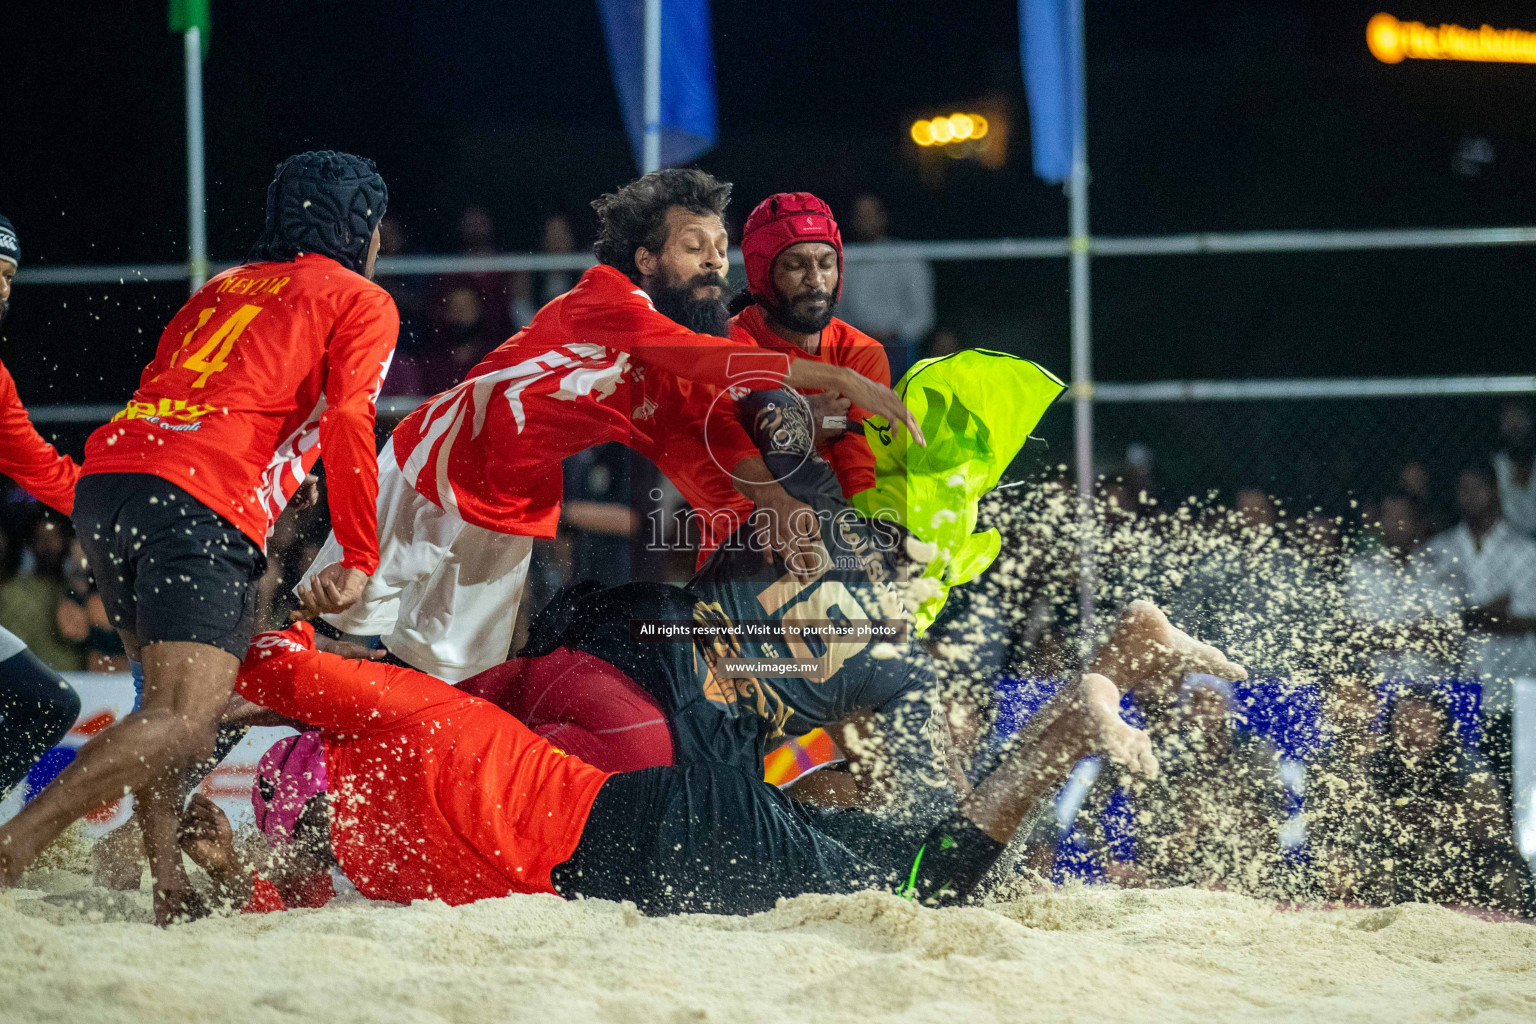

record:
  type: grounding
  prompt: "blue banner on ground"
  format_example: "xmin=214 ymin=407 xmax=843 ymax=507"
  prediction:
xmin=597 ymin=0 xmax=718 ymax=170
xmin=1018 ymin=0 xmax=1080 ymax=184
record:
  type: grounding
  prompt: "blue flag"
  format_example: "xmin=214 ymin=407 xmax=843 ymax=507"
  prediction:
xmin=597 ymin=0 xmax=718 ymax=171
xmin=1019 ymin=0 xmax=1080 ymax=184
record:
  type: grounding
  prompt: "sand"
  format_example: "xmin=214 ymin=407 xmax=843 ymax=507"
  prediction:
xmin=6 ymin=859 xmax=1535 ymax=1024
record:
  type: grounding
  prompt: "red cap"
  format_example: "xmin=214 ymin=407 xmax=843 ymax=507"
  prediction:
xmin=741 ymin=192 xmax=844 ymax=303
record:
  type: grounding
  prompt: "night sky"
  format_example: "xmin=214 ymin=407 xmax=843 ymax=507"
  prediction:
xmin=4 ymin=1 xmax=1536 ymax=425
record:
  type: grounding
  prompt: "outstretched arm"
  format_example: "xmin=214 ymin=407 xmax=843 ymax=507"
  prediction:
xmin=0 ymin=360 xmax=80 ymax=515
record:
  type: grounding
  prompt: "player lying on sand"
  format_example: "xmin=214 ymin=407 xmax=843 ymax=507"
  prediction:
xmin=178 ymin=601 xmax=1241 ymax=916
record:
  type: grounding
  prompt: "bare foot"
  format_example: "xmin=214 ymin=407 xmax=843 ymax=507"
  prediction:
xmin=1078 ymin=673 xmax=1158 ymax=777
xmin=1090 ymin=600 xmax=1246 ymax=702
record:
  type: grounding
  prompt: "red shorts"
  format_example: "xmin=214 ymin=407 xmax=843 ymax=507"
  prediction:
xmin=460 ymin=646 xmax=675 ymax=772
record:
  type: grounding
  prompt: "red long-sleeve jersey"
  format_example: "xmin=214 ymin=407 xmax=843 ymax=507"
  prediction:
xmin=730 ymin=304 xmax=890 ymax=499
xmin=81 ymin=255 xmax=398 ymax=573
xmin=628 ymin=306 xmax=895 ymax=564
xmin=631 ymin=373 xmax=760 ymax=561
xmin=0 ymin=358 xmax=80 ymax=514
xmin=390 ymin=264 xmax=789 ymax=537
xmin=235 ymin=623 xmax=611 ymax=906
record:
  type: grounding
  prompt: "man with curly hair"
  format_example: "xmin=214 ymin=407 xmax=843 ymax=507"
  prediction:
xmin=299 ymin=169 xmax=921 ymax=684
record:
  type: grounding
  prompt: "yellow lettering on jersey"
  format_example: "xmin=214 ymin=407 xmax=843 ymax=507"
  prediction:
xmin=215 ymin=275 xmax=291 ymax=297
xmin=169 ymin=307 xmax=217 ymax=369
xmin=111 ymin=397 xmax=217 ymax=423
xmin=182 ymin=303 xmax=263 ymax=387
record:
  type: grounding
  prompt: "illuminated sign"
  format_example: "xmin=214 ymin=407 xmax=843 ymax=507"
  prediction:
xmin=911 ymin=113 xmax=989 ymax=147
xmin=1368 ymin=12 xmax=1536 ymax=64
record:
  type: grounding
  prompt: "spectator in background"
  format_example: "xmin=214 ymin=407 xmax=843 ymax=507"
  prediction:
xmin=426 ymin=205 xmax=514 ymax=388
xmin=561 ymin=444 xmax=642 ymax=587
xmin=57 ymin=537 xmax=127 ymax=673
xmin=1366 ymin=686 xmax=1534 ymax=915
xmin=925 ymin=327 xmax=960 ymax=361
xmin=375 ymin=216 xmax=432 ymax=397
xmin=835 ymin=194 xmax=934 ymax=380
xmin=1345 ymin=494 xmax=1460 ymax=685
xmin=1421 ymin=460 xmax=1536 ymax=820
xmin=1397 ymin=460 xmax=1448 ymax=539
xmin=0 ymin=514 xmax=84 ymax=672
xmin=1493 ymin=401 xmax=1536 ymax=536
xmin=511 ymin=213 xmax=583 ymax=330
xmin=1166 ymin=488 xmax=1304 ymax=668
xmin=426 ymin=285 xmax=497 ymax=395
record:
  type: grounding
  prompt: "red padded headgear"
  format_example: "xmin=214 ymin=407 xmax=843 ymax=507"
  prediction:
xmin=741 ymin=192 xmax=844 ymax=303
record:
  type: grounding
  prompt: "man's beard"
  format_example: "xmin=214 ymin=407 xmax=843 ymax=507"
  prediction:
xmin=650 ymin=271 xmax=733 ymax=337
xmin=0 ymin=299 xmax=8 ymax=328
xmin=766 ymin=289 xmax=836 ymax=334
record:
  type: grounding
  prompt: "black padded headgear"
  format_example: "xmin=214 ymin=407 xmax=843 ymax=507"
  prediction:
xmin=246 ymin=151 xmax=387 ymax=273
xmin=0 ymin=214 xmax=19 ymax=268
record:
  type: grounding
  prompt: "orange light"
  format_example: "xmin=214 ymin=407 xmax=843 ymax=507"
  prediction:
xmin=1367 ymin=13 xmax=1405 ymax=63
xmin=910 ymin=111 xmax=995 ymax=150
xmin=1367 ymin=12 xmax=1536 ymax=64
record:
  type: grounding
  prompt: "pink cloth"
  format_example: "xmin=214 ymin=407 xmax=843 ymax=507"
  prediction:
xmin=251 ymin=731 xmax=328 ymax=844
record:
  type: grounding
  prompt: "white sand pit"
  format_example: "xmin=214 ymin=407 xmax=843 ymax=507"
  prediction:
xmin=6 ymin=866 xmax=1536 ymax=1024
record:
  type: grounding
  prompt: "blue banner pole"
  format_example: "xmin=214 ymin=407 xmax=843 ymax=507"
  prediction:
xmin=1066 ymin=0 xmax=1094 ymax=638
xmin=642 ymin=0 xmax=662 ymax=173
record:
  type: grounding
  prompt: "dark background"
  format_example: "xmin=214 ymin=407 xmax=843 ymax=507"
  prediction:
xmin=3 ymin=1 xmax=1534 ymax=415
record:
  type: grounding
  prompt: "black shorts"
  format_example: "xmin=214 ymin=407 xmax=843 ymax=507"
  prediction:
xmin=72 ymin=473 xmax=266 ymax=659
xmin=551 ymin=762 xmax=903 ymax=916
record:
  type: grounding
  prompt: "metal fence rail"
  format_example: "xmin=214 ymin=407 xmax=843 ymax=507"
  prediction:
xmin=1092 ymin=375 xmax=1536 ymax=404
xmin=18 ymin=226 xmax=1536 ymax=286
xmin=27 ymin=377 xmax=1536 ymax=423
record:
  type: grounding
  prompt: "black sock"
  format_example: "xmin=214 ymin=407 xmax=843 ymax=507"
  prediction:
xmin=896 ymin=812 xmax=1006 ymax=907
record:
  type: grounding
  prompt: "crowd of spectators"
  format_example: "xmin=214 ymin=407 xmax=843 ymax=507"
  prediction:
xmin=990 ymin=399 xmax=1536 ymax=916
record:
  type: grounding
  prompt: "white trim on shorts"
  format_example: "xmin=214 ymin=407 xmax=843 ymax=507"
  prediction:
xmin=300 ymin=444 xmax=534 ymax=682
xmin=0 ymin=624 xmax=27 ymax=662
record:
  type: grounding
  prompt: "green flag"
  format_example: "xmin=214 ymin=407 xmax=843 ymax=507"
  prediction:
xmin=169 ymin=0 xmax=211 ymax=57
xmin=854 ymin=349 xmax=1066 ymax=633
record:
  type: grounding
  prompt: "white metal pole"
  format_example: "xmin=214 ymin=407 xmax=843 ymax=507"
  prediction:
xmin=184 ymin=27 xmax=208 ymax=291
xmin=642 ymin=0 xmax=663 ymax=173
xmin=1068 ymin=0 xmax=1095 ymax=639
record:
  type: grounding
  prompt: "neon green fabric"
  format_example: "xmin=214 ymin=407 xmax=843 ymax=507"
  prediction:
xmin=854 ymin=349 xmax=1065 ymax=633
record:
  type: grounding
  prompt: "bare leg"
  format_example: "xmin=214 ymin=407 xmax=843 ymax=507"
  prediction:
xmin=961 ymin=673 xmax=1154 ymax=843
xmin=0 ymin=640 xmax=237 ymax=924
xmin=903 ymin=606 xmax=1244 ymax=903
xmin=1090 ymin=599 xmax=1246 ymax=706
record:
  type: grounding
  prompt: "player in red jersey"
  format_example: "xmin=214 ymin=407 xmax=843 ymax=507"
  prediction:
xmin=731 ymin=192 xmax=891 ymax=500
xmin=299 ymin=169 xmax=922 ymax=682
xmin=626 ymin=192 xmax=891 ymax=567
xmin=0 ymin=152 xmax=400 ymax=923
xmin=0 ymin=213 xmax=84 ymax=795
xmin=171 ymin=605 xmax=1237 ymax=917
